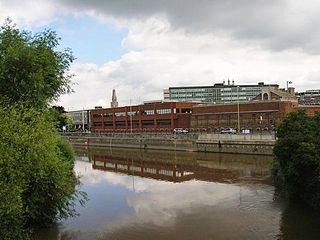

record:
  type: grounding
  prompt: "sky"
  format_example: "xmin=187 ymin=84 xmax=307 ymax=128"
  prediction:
xmin=1 ymin=0 xmax=320 ymax=110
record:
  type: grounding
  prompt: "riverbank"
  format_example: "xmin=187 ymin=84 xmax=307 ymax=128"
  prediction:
xmin=63 ymin=133 xmax=275 ymax=155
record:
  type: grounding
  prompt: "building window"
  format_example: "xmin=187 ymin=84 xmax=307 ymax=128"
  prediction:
xmin=115 ymin=121 xmax=126 ymax=127
xmin=127 ymin=111 xmax=139 ymax=116
xmin=93 ymin=114 xmax=103 ymax=118
xmin=93 ymin=122 xmax=103 ymax=126
xmin=103 ymin=113 xmax=113 ymax=117
xmin=142 ymin=120 xmax=154 ymax=126
xmin=142 ymin=110 xmax=154 ymax=115
xmin=156 ymin=109 xmax=171 ymax=114
xmin=157 ymin=120 xmax=171 ymax=126
xmin=115 ymin=112 xmax=126 ymax=117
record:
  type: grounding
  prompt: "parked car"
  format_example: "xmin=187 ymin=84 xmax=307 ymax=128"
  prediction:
xmin=173 ymin=128 xmax=188 ymax=134
xmin=220 ymin=128 xmax=237 ymax=134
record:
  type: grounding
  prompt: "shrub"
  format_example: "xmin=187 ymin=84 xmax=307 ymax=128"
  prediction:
xmin=273 ymin=111 xmax=320 ymax=210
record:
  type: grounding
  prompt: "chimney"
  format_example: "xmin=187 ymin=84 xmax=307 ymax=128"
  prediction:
xmin=288 ymin=87 xmax=295 ymax=96
xmin=228 ymin=79 xmax=230 ymax=85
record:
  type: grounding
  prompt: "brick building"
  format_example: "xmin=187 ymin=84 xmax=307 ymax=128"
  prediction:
xmin=190 ymin=101 xmax=300 ymax=132
xmin=90 ymin=101 xmax=196 ymax=132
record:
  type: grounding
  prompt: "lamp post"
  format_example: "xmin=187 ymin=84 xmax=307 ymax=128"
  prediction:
xmin=130 ymin=99 xmax=133 ymax=134
xmin=237 ymin=86 xmax=240 ymax=133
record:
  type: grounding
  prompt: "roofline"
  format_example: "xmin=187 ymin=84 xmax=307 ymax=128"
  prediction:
xmin=168 ymin=83 xmax=279 ymax=90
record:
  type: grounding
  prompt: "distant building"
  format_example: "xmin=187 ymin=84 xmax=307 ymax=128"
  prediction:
xmin=253 ymin=87 xmax=297 ymax=101
xmin=90 ymin=101 xmax=196 ymax=132
xmin=110 ymin=89 xmax=119 ymax=108
xmin=67 ymin=110 xmax=90 ymax=131
xmin=163 ymin=81 xmax=279 ymax=103
xmin=190 ymin=100 xmax=320 ymax=132
xmin=296 ymin=89 xmax=320 ymax=105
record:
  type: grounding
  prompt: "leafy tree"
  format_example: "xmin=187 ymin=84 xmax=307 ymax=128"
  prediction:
xmin=50 ymin=105 xmax=73 ymax=130
xmin=0 ymin=106 xmax=79 ymax=239
xmin=0 ymin=20 xmax=83 ymax=239
xmin=273 ymin=110 xmax=320 ymax=210
xmin=0 ymin=18 xmax=74 ymax=109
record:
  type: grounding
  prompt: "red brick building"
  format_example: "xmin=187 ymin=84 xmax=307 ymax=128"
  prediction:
xmin=90 ymin=101 xmax=196 ymax=132
xmin=190 ymin=101 xmax=300 ymax=132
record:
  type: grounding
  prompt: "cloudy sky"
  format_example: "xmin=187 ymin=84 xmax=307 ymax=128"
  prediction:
xmin=1 ymin=0 xmax=320 ymax=110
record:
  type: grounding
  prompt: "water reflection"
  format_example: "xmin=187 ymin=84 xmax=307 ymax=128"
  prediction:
xmin=79 ymin=147 xmax=272 ymax=184
xmin=33 ymin=147 xmax=320 ymax=240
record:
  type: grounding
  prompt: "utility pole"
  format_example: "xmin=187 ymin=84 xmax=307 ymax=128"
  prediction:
xmin=237 ymin=86 xmax=240 ymax=133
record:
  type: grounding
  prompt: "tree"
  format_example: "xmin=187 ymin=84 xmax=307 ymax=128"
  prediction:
xmin=0 ymin=18 xmax=74 ymax=109
xmin=273 ymin=110 xmax=320 ymax=210
xmin=0 ymin=20 xmax=83 ymax=239
xmin=0 ymin=106 xmax=79 ymax=239
xmin=50 ymin=105 xmax=73 ymax=130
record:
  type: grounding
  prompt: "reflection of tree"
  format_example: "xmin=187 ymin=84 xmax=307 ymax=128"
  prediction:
xmin=32 ymin=224 xmax=83 ymax=240
xmin=279 ymin=202 xmax=320 ymax=240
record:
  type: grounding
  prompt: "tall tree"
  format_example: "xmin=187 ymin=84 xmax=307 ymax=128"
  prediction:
xmin=0 ymin=18 xmax=74 ymax=108
xmin=273 ymin=111 xmax=320 ymax=210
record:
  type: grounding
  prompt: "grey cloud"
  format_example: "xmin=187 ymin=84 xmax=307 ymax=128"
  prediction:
xmin=57 ymin=0 xmax=320 ymax=53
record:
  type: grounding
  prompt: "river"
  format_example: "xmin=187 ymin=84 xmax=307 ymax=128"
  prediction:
xmin=33 ymin=147 xmax=320 ymax=240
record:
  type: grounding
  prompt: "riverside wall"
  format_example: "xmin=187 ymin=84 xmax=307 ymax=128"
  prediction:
xmin=63 ymin=133 xmax=275 ymax=155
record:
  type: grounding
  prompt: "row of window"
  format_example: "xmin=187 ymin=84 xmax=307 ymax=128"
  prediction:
xmin=93 ymin=109 xmax=177 ymax=118
xmin=93 ymin=120 xmax=171 ymax=127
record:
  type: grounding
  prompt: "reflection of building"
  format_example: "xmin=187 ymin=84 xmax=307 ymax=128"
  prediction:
xmin=67 ymin=110 xmax=90 ymax=130
xmin=91 ymin=101 xmax=196 ymax=132
xmin=92 ymin=155 xmax=195 ymax=182
xmin=89 ymin=147 xmax=272 ymax=184
xmin=164 ymin=81 xmax=279 ymax=103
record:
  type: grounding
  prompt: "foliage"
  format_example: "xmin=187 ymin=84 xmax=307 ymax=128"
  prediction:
xmin=273 ymin=110 xmax=320 ymax=210
xmin=50 ymin=105 xmax=73 ymax=130
xmin=0 ymin=106 xmax=78 ymax=239
xmin=0 ymin=18 xmax=74 ymax=109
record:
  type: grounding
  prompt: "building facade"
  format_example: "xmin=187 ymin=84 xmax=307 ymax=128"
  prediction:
xmin=296 ymin=89 xmax=320 ymax=105
xmin=67 ymin=110 xmax=90 ymax=131
xmin=164 ymin=81 xmax=279 ymax=103
xmin=90 ymin=102 xmax=196 ymax=132
xmin=190 ymin=101 xmax=300 ymax=132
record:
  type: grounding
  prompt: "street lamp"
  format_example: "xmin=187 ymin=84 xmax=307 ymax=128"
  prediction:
xmin=237 ymin=86 xmax=240 ymax=133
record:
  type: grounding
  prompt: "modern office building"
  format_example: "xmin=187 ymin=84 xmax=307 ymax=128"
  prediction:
xmin=90 ymin=101 xmax=196 ymax=132
xmin=67 ymin=110 xmax=90 ymax=131
xmin=163 ymin=81 xmax=279 ymax=103
xmin=296 ymin=89 xmax=320 ymax=105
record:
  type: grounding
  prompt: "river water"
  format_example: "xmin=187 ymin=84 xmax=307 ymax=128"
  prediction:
xmin=34 ymin=147 xmax=320 ymax=240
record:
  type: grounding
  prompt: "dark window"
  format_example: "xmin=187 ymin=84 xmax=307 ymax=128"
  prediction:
xmin=115 ymin=121 xmax=126 ymax=127
xmin=142 ymin=120 xmax=154 ymax=126
xmin=94 ymin=122 xmax=103 ymax=126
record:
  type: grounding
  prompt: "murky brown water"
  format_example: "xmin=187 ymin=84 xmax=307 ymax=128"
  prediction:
xmin=33 ymin=147 xmax=320 ymax=240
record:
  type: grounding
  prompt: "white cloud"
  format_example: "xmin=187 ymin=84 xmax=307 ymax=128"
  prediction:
xmin=57 ymin=16 xmax=320 ymax=109
xmin=1 ymin=1 xmax=320 ymax=110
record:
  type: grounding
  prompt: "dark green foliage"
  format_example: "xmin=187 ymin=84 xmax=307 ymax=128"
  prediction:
xmin=0 ymin=18 xmax=74 ymax=109
xmin=273 ymin=110 xmax=320 ymax=210
xmin=50 ymin=105 xmax=73 ymax=130
xmin=0 ymin=106 xmax=77 ymax=239
xmin=0 ymin=20 xmax=81 ymax=239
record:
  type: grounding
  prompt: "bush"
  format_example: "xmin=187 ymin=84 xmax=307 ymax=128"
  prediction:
xmin=0 ymin=106 xmax=77 ymax=239
xmin=273 ymin=111 xmax=320 ymax=210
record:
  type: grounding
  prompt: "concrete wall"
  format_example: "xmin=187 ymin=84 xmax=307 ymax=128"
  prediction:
xmin=64 ymin=134 xmax=274 ymax=155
